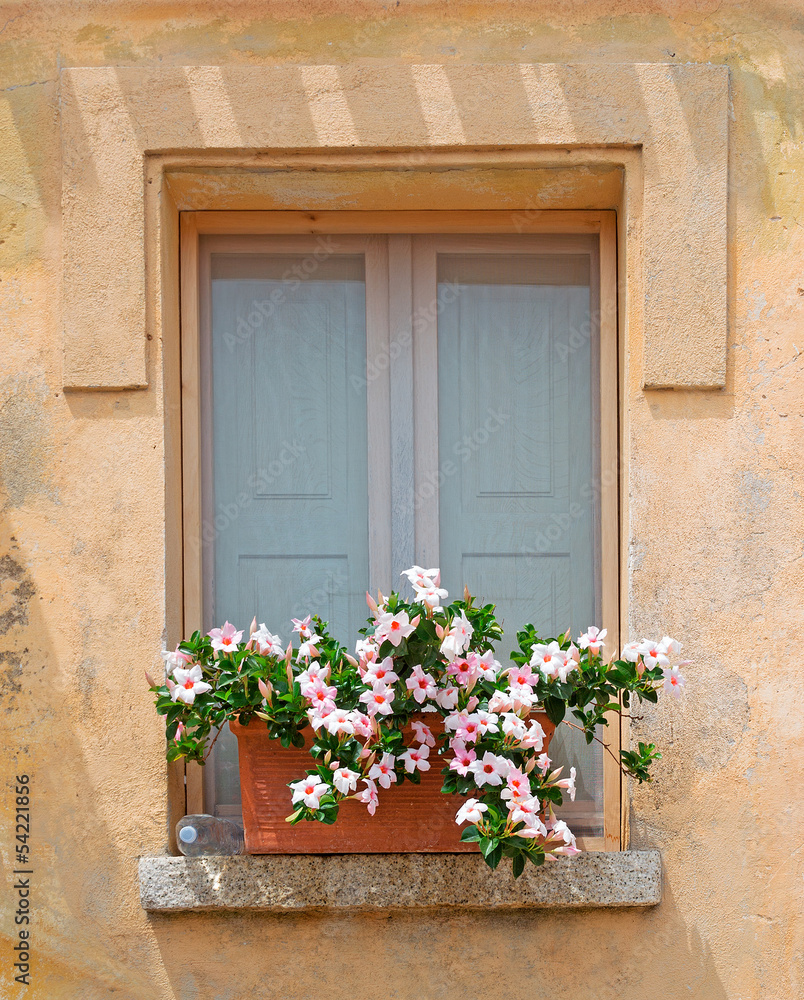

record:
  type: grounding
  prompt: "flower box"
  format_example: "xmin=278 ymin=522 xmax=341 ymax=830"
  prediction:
xmin=232 ymin=713 xmax=556 ymax=854
xmin=151 ymin=566 xmax=688 ymax=875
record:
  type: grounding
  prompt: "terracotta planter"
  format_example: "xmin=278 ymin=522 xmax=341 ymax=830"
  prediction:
xmin=231 ymin=712 xmax=555 ymax=854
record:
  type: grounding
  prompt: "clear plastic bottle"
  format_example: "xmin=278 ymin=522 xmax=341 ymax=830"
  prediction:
xmin=176 ymin=814 xmax=245 ymax=857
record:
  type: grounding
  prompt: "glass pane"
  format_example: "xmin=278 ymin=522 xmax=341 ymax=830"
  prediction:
xmin=204 ymin=252 xmax=369 ymax=815
xmin=436 ymin=251 xmax=604 ymax=838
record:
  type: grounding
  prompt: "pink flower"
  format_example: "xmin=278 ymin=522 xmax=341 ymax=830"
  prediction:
xmin=303 ymin=676 xmax=338 ymax=714
xmin=508 ymin=796 xmax=543 ymax=830
xmin=364 ymin=656 xmax=399 ymax=687
xmin=306 ymin=707 xmax=328 ymax=732
xmin=469 ymin=650 xmax=500 ymax=680
xmin=400 ymin=744 xmax=431 ymax=773
xmin=536 ymin=752 xmax=551 ymax=775
xmin=454 ymin=714 xmax=482 ymax=744
xmin=208 ymin=621 xmax=243 ymax=654
xmin=368 ymin=753 xmax=397 ymax=789
xmin=332 ymin=767 xmax=360 ymax=795
xmin=359 ymin=682 xmax=396 ymax=717
xmin=406 ymin=665 xmax=438 ymax=704
xmin=501 ymin=766 xmax=531 ymax=803
xmin=323 ymin=709 xmax=355 ymax=736
xmin=291 ymin=615 xmax=314 ymax=638
xmin=290 ymin=776 xmax=329 ymax=809
xmin=557 ymin=653 xmax=578 ymax=683
xmin=411 ymin=720 xmax=436 ymax=747
xmin=358 ymin=779 xmax=379 ymax=815
xmin=577 ymin=626 xmax=607 ymax=654
xmin=488 ymin=690 xmax=514 ymax=714
xmin=447 ymin=657 xmax=477 ymax=687
xmin=455 ymin=798 xmax=488 ymax=826
xmin=468 ymin=751 xmax=510 ymax=788
xmin=662 ymin=664 xmax=686 ymax=698
xmin=506 ymin=665 xmax=534 ymax=687
xmin=449 ymin=740 xmax=477 ymax=776
xmin=350 ymin=711 xmax=374 ymax=739
xmin=170 ymin=665 xmax=212 ymax=705
xmin=374 ymin=611 xmax=416 ymax=647
xmin=507 ymin=682 xmax=536 ymax=712
xmin=296 ymin=661 xmax=331 ymax=687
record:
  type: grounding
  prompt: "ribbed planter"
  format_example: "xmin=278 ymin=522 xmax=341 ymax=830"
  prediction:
xmin=231 ymin=712 xmax=555 ymax=854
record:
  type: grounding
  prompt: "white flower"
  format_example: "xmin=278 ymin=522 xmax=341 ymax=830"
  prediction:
xmin=368 ymin=753 xmax=397 ymax=789
xmin=576 ymin=626 xmax=607 ymax=654
xmin=468 ymin=751 xmax=510 ymax=788
xmin=250 ymin=624 xmax=285 ymax=657
xmin=399 ymin=744 xmax=431 ymax=773
xmin=440 ymin=611 xmax=473 ymax=661
xmin=170 ymin=665 xmax=212 ymax=705
xmin=557 ymin=766 xmax=577 ymax=801
xmin=662 ymin=665 xmax=686 ymax=698
xmin=323 ymin=709 xmax=355 ymax=736
xmin=413 ymin=583 xmax=449 ymax=609
xmin=435 ymin=685 xmax=460 ymax=710
xmin=290 ymin=777 xmax=329 ymax=810
xmin=332 ymin=767 xmax=360 ymax=795
xmin=358 ymin=779 xmax=379 ymax=815
xmin=411 ymin=720 xmax=436 ymax=747
xmin=455 ymin=798 xmax=488 ymax=825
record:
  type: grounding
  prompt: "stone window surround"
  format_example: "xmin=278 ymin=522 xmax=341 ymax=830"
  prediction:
xmin=139 ymin=851 xmax=663 ymax=912
xmin=58 ymin=62 xmax=723 ymax=909
xmin=61 ymin=62 xmax=729 ymax=393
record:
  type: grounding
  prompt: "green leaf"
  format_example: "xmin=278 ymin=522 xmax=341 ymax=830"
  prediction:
xmin=486 ymin=843 xmax=503 ymax=870
xmin=459 ymin=825 xmax=481 ymax=843
xmin=544 ymin=696 xmax=567 ymax=725
xmin=481 ymin=837 xmax=500 ymax=859
xmin=511 ymin=853 xmax=526 ymax=879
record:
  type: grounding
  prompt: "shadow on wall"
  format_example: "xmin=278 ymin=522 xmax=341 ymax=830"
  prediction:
xmin=0 ymin=464 xmax=167 ymax=994
xmin=145 ymin=879 xmax=727 ymax=1000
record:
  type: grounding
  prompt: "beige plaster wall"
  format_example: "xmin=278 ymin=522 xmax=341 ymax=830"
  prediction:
xmin=0 ymin=2 xmax=802 ymax=997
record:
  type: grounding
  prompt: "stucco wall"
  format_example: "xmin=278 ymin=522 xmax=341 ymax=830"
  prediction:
xmin=1 ymin=2 xmax=802 ymax=998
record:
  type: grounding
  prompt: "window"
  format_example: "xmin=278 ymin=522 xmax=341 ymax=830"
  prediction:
xmin=180 ymin=212 xmax=619 ymax=849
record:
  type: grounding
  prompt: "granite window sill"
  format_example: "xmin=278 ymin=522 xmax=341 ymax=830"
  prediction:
xmin=139 ymin=850 xmax=661 ymax=912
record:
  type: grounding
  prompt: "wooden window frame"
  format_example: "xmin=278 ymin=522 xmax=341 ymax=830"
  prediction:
xmin=178 ymin=209 xmax=622 ymax=851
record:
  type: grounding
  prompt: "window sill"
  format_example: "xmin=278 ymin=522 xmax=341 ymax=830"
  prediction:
xmin=139 ymin=850 xmax=661 ymax=912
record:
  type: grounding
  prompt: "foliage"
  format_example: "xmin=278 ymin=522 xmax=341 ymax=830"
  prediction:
xmin=149 ymin=568 xmax=688 ymax=877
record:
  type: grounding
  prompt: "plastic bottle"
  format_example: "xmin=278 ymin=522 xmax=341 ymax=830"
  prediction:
xmin=176 ymin=814 xmax=245 ymax=856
